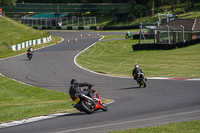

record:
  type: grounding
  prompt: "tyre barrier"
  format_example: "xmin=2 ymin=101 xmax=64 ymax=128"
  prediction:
xmin=133 ymin=34 xmax=154 ymax=39
xmin=9 ymin=35 xmax=52 ymax=51
xmin=132 ymin=38 xmax=200 ymax=51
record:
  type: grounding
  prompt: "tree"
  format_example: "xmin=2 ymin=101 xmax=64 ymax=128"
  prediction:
xmin=179 ymin=0 xmax=185 ymax=13
xmin=166 ymin=0 xmax=178 ymax=13
xmin=150 ymin=0 xmax=154 ymax=16
xmin=132 ymin=4 xmax=146 ymax=18
xmin=0 ymin=0 xmax=17 ymax=5
xmin=160 ymin=0 xmax=164 ymax=14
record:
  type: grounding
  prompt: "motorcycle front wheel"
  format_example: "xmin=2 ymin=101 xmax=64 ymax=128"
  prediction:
xmin=79 ymin=99 xmax=94 ymax=114
xmin=100 ymin=100 xmax=108 ymax=111
xmin=28 ymin=54 xmax=32 ymax=60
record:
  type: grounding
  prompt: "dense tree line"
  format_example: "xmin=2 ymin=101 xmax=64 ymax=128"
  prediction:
xmin=0 ymin=0 xmax=197 ymax=19
xmin=15 ymin=0 xmax=197 ymax=16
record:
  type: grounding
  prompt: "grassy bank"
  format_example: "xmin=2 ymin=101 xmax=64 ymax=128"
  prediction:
xmin=0 ymin=35 xmax=62 ymax=59
xmin=0 ymin=17 xmax=62 ymax=59
xmin=76 ymin=39 xmax=200 ymax=78
xmin=0 ymin=17 xmax=49 ymax=46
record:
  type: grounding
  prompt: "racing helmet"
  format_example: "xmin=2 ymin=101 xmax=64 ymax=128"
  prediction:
xmin=135 ymin=64 xmax=139 ymax=68
xmin=70 ymin=79 xmax=77 ymax=85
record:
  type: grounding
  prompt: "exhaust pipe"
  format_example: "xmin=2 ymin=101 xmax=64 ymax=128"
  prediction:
xmin=81 ymin=94 xmax=96 ymax=105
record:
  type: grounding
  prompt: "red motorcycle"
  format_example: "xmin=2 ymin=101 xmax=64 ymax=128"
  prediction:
xmin=71 ymin=89 xmax=108 ymax=114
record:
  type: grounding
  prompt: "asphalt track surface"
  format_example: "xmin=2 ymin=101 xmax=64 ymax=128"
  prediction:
xmin=0 ymin=31 xmax=200 ymax=133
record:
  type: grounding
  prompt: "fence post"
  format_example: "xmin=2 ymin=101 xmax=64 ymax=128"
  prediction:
xmin=180 ymin=25 xmax=185 ymax=42
xmin=166 ymin=25 xmax=170 ymax=44
xmin=139 ymin=22 xmax=142 ymax=44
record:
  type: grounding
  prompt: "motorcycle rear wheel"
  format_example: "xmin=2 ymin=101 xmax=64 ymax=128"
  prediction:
xmin=79 ymin=99 xmax=94 ymax=114
xmin=141 ymin=79 xmax=146 ymax=87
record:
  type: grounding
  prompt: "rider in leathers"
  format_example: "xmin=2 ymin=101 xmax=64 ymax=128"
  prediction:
xmin=132 ymin=64 xmax=144 ymax=82
xmin=27 ymin=46 xmax=34 ymax=57
xmin=69 ymin=79 xmax=93 ymax=99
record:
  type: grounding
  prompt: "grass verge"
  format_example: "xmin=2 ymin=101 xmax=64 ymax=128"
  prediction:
xmin=0 ymin=75 xmax=74 ymax=124
xmin=76 ymin=39 xmax=200 ymax=78
xmin=0 ymin=75 xmax=111 ymax=124
xmin=108 ymin=120 xmax=200 ymax=133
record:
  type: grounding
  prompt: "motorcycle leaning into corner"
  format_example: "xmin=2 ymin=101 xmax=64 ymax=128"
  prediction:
xmin=69 ymin=84 xmax=108 ymax=114
xmin=132 ymin=64 xmax=147 ymax=88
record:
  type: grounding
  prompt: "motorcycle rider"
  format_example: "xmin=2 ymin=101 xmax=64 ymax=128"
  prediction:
xmin=132 ymin=64 xmax=144 ymax=82
xmin=126 ymin=31 xmax=130 ymax=37
xmin=69 ymin=79 xmax=94 ymax=100
xmin=27 ymin=46 xmax=34 ymax=57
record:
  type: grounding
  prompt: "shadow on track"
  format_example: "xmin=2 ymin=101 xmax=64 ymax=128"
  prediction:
xmin=117 ymin=86 xmax=141 ymax=90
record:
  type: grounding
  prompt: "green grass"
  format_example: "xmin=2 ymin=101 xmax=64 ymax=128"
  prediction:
xmin=76 ymin=39 xmax=200 ymax=78
xmin=0 ymin=75 xmax=111 ymax=124
xmin=108 ymin=120 xmax=200 ymax=133
xmin=0 ymin=75 xmax=75 ymax=123
xmin=102 ymin=34 xmax=125 ymax=40
xmin=0 ymin=17 xmax=50 ymax=46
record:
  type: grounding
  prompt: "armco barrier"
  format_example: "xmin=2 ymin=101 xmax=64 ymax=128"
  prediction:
xmin=132 ymin=38 xmax=200 ymax=51
xmin=9 ymin=35 xmax=52 ymax=51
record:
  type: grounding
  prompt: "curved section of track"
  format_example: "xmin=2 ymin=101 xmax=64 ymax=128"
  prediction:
xmin=0 ymin=31 xmax=200 ymax=133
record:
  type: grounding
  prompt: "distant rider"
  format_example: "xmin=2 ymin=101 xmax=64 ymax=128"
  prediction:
xmin=27 ymin=46 xmax=34 ymax=57
xmin=126 ymin=31 xmax=130 ymax=37
xmin=132 ymin=64 xmax=144 ymax=82
xmin=69 ymin=79 xmax=94 ymax=99
xmin=27 ymin=46 xmax=34 ymax=53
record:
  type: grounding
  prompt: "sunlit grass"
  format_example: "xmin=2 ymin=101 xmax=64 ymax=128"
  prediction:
xmin=76 ymin=39 xmax=200 ymax=78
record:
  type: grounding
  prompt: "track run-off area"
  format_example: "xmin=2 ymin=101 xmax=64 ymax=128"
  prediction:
xmin=0 ymin=31 xmax=200 ymax=133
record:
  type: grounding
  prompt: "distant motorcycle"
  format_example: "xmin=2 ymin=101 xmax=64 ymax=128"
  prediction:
xmin=27 ymin=51 xmax=33 ymax=60
xmin=71 ymin=89 xmax=108 ymax=114
xmin=125 ymin=33 xmax=133 ymax=39
xmin=136 ymin=73 xmax=147 ymax=87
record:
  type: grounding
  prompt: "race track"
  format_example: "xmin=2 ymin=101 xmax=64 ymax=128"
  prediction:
xmin=0 ymin=31 xmax=200 ymax=133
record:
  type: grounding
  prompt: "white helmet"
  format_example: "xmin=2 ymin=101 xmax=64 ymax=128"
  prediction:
xmin=135 ymin=64 xmax=139 ymax=68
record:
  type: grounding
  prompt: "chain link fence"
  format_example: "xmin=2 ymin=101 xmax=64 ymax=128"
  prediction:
xmin=12 ymin=17 xmax=96 ymax=27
